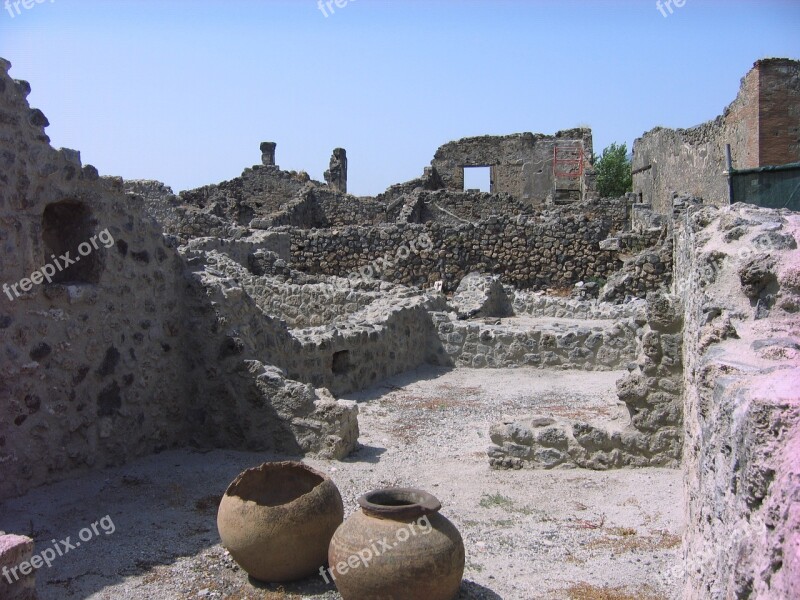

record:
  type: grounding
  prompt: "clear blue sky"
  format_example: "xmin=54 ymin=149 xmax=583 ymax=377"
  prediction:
xmin=1 ymin=0 xmax=799 ymax=196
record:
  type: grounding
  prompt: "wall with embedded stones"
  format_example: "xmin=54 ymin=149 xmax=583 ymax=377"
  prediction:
xmin=431 ymin=129 xmax=594 ymax=203
xmin=188 ymin=248 xmax=449 ymax=396
xmin=676 ymin=203 xmax=800 ymax=600
xmin=599 ymin=237 xmax=673 ymax=302
xmin=0 ymin=59 xmax=358 ymax=501
xmin=0 ymin=59 xmax=193 ymax=500
xmin=431 ymin=312 xmax=641 ymax=371
xmin=511 ymin=291 xmax=646 ymax=321
xmin=179 ymin=164 xmax=316 ymax=226
xmin=486 ymin=290 xmax=684 ymax=470
xmin=414 ymin=190 xmax=533 ymax=224
xmin=290 ymin=215 xmax=623 ymax=293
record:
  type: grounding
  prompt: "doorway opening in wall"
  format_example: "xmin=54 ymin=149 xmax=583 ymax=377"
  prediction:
xmin=463 ymin=166 xmax=492 ymax=193
xmin=41 ymin=201 xmax=103 ymax=284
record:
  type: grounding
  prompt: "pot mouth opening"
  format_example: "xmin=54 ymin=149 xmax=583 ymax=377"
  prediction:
xmin=226 ymin=462 xmax=326 ymax=507
xmin=358 ymin=488 xmax=441 ymax=519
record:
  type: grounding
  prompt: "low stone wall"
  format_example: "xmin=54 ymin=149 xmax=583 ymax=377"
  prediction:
xmin=288 ymin=294 xmax=447 ymax=396
xmin=486 ymin=291 xmax=683 ymax=470
xmin=185 ymin=247 xmax=448 ymax=397
xmin=251 ymin=280 xmax=379 ymax=328
xmin=178 ymin=248 xmax=360 ymax=459
xmin=510 ymin=292 xmax=646 ymax=321
xmin=433 ymin=314 xmax=640 ymax=371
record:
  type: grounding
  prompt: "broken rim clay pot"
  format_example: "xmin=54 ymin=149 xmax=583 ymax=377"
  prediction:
xmin=328 ymin=487 xmax=465 ymax=600
xmin=217 ymin=461 xmax=343 ymax=582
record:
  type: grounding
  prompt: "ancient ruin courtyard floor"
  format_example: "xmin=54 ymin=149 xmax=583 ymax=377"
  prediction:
xmin=1 ymin=367 xmax=683 ymax=600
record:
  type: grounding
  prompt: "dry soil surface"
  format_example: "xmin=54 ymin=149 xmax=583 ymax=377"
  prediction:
xmin=0 ymin=366 xmax=683 ymax=600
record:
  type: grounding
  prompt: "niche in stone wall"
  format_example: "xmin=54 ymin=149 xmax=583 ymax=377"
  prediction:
xmin=41 ymin=201 xmax=103 ymax=284
xmin=332 ymin=350 xmax=351 ymax=375
xmin=463 ymin=166 xmax=492 ymax=193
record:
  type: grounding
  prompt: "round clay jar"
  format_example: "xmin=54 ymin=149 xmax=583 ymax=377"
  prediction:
xmin=217 ymin=461 xmax=343 ymax=582
xmin=328 ymin=487 xmax=465 ymax=600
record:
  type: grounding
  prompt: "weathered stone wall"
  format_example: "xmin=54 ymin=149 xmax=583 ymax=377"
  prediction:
xmin=0 ymin=59 xmax=193 ymax=500
xmin=487 ymin=290 xmax=683 ymax=471
xmin=632 ymin=58 xmax=800 ymax=214
xmin=676 ymin=204 xmax=800 ymax=599
xmin=431 ymin=129 xmax=594 ymax=204
xmin=415 ymin=190 xmax=533 ymax=224
xmin=0 ymin=534 xmax=36 ymax=599
xmin=309 ymin=187 xmax=387 ymax=227
xmin=288 ymin=294 xmax=447 ymax=396
xmin=632 ymin=124 xmax=732 ymax=214
xmin=432 ymin=313 xmax=640 ymax=371
xmin=179 ymin=164 xmax=315 ymax=226
xmin=247 ymin=279 xmax=379 ymax=328
xmin=290 ymin=215 xmax=622 ymax=293
xmin=0 ymin=59 xmax=359 ymax=500
xmin=599 ymin=236 xmax=673 ymax=302
xmin=177 ymin=248 xmax=359 ymax=458
xmin=510 ymin=292 xmax=645 ymax=321
xmin=184 ymin=247 xmax=448 ymax=396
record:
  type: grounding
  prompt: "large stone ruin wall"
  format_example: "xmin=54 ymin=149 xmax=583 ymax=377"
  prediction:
xmin=676 ymin=204 xmax=800 ymax=599
xmin=0 ymin=64 xmax=189 ymax=499
xmin=632 ymin=58 xmax=800 ymax=215
xmin=430 ymin=129 xmax=594 ymax=203
xmin=0 ymin=59 xmax=359 ymax=501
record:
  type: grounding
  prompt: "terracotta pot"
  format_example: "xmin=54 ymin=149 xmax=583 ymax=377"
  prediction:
xmin=328 ymin=488 xmax=465 ymax=600
xmin=217 ymin=461 xmax=343 ymax=582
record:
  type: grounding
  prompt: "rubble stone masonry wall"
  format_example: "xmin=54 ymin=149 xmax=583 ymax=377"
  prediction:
xmin=290 ymin=216 xmax=622 ymax=293
xmin=676 ymin=204 xmax=800 ymax=599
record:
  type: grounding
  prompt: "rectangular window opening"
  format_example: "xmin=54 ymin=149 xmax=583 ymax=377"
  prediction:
xmin=463 ymin=166 xmax=492 ymax=192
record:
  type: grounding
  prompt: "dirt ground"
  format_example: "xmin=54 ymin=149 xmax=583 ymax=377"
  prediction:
xmin=0 ymin=366 xmax=683 ymax=600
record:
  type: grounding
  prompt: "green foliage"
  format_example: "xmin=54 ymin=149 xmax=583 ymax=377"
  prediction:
xmin=594 ymin=142 xmax=632 ymax=198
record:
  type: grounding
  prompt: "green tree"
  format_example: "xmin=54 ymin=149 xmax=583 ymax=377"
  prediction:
xmin=593 ymin=142 xmax=632 ymax=198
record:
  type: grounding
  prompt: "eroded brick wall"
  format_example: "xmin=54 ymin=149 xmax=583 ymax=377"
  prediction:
xmin=632 ymin=58 xmax=800 ymax=213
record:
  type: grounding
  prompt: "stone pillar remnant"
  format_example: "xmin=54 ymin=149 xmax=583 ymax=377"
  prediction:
xmin=324 ymin=148 xmax=347 ymax=193
xmin=260 ymin=142 xmax=277 ymax=167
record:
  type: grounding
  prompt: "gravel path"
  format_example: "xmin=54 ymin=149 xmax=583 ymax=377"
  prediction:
xmin=1 ymin=367 xmax=682 ymax=600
